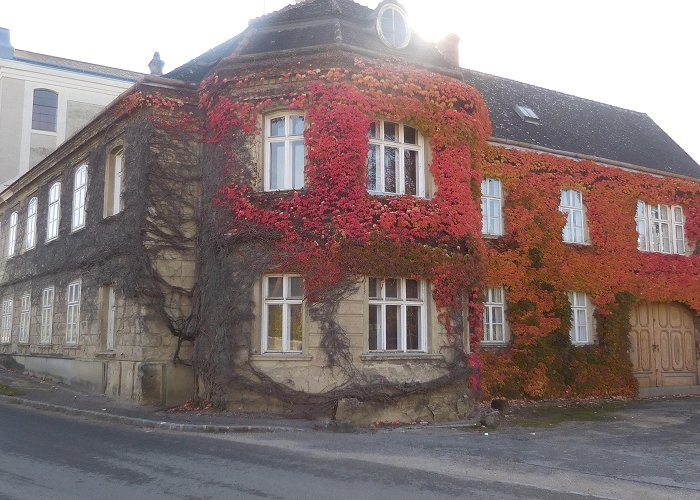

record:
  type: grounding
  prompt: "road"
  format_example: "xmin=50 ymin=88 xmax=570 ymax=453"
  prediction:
xmin=1 ymin=398 xmax=699 ymax=499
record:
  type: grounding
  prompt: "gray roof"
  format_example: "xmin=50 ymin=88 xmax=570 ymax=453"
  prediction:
xmin=463 ymin=69 xmax=700 ymax=179
xmin=14 ymin=49 xmax=142 ymax=82
xmin=166 ymin=0 xmax=450 ymax=83
xmin=165 ymin=0 xmax=699 ymax=180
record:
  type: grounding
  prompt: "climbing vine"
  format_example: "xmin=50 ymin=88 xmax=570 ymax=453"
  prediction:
xmin=196 ymin=53 xmax=491 ymax=408
xmin=108 ymin=51 xmax=700 ymax=409
xmin=479 ymin=146 xmax=700 ymax=399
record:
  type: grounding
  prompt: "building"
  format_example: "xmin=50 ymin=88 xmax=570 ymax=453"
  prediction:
xmin=0 ymin=0 xmax=697 ymax=423
xmin=0 ymin=28 xmax=141 ymax=186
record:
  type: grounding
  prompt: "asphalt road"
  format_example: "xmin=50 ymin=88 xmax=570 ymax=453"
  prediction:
xmin=1 ymin=398 xmax=699 ymax=499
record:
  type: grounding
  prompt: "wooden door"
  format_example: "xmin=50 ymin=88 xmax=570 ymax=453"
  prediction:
xmin=629 ymin=302 xmax=698 ymax=388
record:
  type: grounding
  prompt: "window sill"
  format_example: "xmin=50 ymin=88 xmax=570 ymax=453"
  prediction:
xmin=251 ymin=354 xmax=313 ymax=362
xmin=63 ymin=344 xmax=80 ymax=349
xmin=563 ymin=241 xmax=591 ymax=247
xmin=71 ymin=225 xmax=86 ymax=234
xmin=482 ymin=233 xmax=503 ymax=239
xmin=638 ymin=249 xmax=686 ymax=257
xmin=480 ymin=342 xmax=509 ymax=348
xmin=45 ymin=237 xmax=59 ymax=245
xmin=368 ymin=190 xmax=426 ymax=196
xmin=571 ymin=342 xmax=593 ymax=347
xmin=95 ymin=351 xmax=116 ymax=358
xmin=31 ymin=129 xmax=57 ymax=136
xmin=360 ymin=353 xmax=443 ymax=361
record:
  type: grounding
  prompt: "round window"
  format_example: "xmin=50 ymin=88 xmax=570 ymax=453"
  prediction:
xmin=376 ymin=4 xmax=411 ymax=49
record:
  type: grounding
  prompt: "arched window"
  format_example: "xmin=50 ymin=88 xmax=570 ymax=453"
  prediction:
xmin=7 ymin=211 xmax=18 ymax=257
xmin=25 ymin=197 xmax=38 ymax=249
xmin=72 ymin=165 xmax=88 ymax=230
xmin=46 ymin=182 xmax=61 ymax=241
xmin=264 ymin=114 xmax=305 ymax=191
xmin=32 ymin=89 xmax=58 ymax=132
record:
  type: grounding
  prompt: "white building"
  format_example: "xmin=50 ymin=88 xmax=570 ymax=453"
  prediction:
xmin=0 ymin=28 xmax=141 ymax=187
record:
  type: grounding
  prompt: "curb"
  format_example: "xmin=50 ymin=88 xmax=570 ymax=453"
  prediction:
xmin=0 ymin=395 xmax=303 ymax=433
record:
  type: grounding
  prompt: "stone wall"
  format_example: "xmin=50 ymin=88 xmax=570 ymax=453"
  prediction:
xmin=227 ymin=278 xmax=473 ymax=423
xmin=0 ymin=96 xmax=198 ymax=405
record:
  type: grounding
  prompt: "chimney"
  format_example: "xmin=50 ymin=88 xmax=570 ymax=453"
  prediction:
xmin=0 ymin=27 xmax=15 ymax=59
xmin=437 ymin=33 xmax=460 ymax=67
xmin=148 ymin=52 xmax=164 ymax=76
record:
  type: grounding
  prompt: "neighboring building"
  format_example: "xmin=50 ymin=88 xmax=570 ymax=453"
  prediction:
xmin=0 ymin=0 xmax=697 ymax=423
xmin=0 ymin=28 xmax=141 ymax=186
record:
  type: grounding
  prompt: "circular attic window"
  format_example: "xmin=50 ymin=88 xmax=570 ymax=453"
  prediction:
xmin=376 ymin=4 xmax=411 ymax=49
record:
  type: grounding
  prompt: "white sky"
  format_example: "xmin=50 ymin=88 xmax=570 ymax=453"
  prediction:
xmin=4 ymin=0 xmax=699 ymax=165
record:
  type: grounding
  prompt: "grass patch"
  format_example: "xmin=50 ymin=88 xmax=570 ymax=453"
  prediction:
xmin=0 ymin=383 xmax=25 ymax=396
xmin=513 ymin=401 xmax=626 ymax=428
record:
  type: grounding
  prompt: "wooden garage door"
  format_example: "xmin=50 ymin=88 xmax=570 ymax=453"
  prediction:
xmin=629 ymin=302 xmax=698 ymax=388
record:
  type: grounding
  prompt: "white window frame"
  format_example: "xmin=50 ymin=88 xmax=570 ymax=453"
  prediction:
xmin=1 ymin=299 xmax=12 ymax=343
xmin=261 ymin=275 xmax=304 ymax=353
xmin=25 ymin=197 xmax=38 ymax=250
xmin=481 ymin=178 xmax=503 ymax=236
xmin=560 ymin=189 xmax=587 ymax=244
xmin=368 ymin=277 xmax=427 ymax=352
xmin=40 ymin=287 xmax=54 ymax=344
xmin=7 ymin=211 xmax=18 ymax=257
xmin=568 ymin=291 xmax=591 ymax=345
xmin=103 ymin=285 xmax=117 ymax=351
xmin=72 ymin=164 xmax=88 ymax=231
xmin=483 ymin=287 xmax=507 ymax=344
xmin=636 ymin=200 xmax=685 ymax=255
xmin=367 ymin=120 xmax=425 ymax=197
xmin=65 ymin=281 xmax=81 ymax=345
xmin=18 ymin=292 xmax=31 ymax=344
xmin=264 ymin=114 xmax=305 ymax=192
xmin=104 ymin=148 xmax=124 ymax=217
xmin=46 ymin=182 xmax=61 ymax=241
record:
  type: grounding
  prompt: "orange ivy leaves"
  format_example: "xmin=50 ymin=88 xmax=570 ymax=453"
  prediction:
xmin=480 ymin=145 xmax=700 ymax=399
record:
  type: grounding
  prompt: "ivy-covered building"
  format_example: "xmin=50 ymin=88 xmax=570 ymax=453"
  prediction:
xmin=0 ymin=0 xmax=698 ymax=423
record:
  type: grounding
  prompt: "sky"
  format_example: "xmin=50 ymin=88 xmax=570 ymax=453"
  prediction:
xmin=4 ymin=0 xmax=698 ymax=166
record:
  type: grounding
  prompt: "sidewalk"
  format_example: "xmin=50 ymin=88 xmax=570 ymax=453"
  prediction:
xmin=0 ymin=365 xmax=315 ymax=433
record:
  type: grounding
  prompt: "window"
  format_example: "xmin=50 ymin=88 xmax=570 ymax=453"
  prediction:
xmin=18 ymin=293 xmax=30 ymax=344
xmin=560 ymin=189 xmax=587 ymax=244
xmin=368 ymin=121 xmax=424 ymax=196
xmin=40 ymin=287 xmax=54 ymax=344
xmin=7 ymin=211 xmax=18 ymax=257
xmin=104 ymin=148 xmax=124 ymax=217
xmin=72 ymin=164 xmax=88 ymax=230
xmin=636 ymin=201 xmax=685 ymax=255
xmin=101 ymin=285 xmax=117 ymax=351
xmin=265 ymin=115 xmax=304 ymax=191
xmin=1 ymin=299 xmax=12 ymax=343
xmin=376 ymin=3 xmax=411 ymax=49
xmin=66 ymin=281 xmax=81 ymax=345
xmin=568 ymin=292 xmax=591 ymax=345
xmin=483 ymin=287 xmax=507 ymax=344
xmin=32 ymin=89 xmax=58 ymax=132
xmin=25 ymin=197 xmax=38 ymax=250
xmin=514 ymin=104 xmax=540 ymax=124
xmin=481 ymin=178 xmax=503 ymax=236
xmin=46 ymin=182 xmax=61 ymax=241
xmin=262 ymin=275 xmax=303 ymax=352
xmin=368 ymin=277 xmax=426 ymax=352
